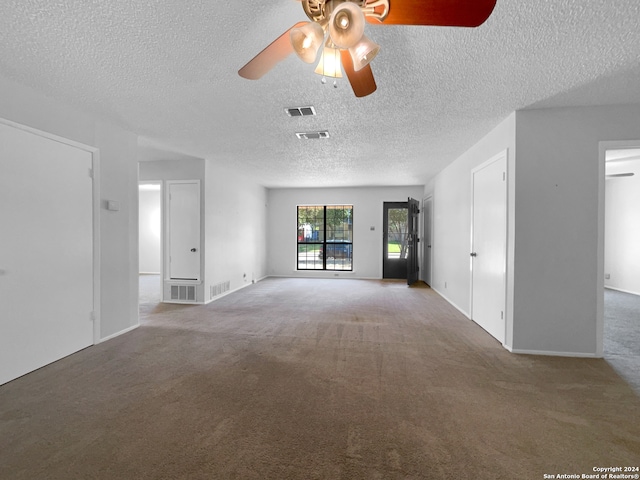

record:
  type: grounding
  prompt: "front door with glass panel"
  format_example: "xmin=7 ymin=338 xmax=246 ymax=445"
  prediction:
xmin=383 ymin=202 xmax=408 ymax=279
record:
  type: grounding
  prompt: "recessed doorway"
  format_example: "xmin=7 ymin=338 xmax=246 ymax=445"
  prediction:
xmin=602 ymin=146 xmax=640 ymax=390
xmin=382 ymin=199 xmax=419 ymax=284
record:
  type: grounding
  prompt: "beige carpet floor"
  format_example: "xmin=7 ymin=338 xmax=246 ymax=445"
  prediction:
xmin=604 ymin=288 xmax=640 ymax=392
xmin=1 ymin=277 xmax=639 ymax=479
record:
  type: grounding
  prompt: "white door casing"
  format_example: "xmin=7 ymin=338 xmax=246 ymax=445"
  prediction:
xmin=167 ymin=181 xmax=201 ymax=281
xmin=0 ymin=120 xmax=95 ymax=385
xmin=470 ymin=151 xmax=507 ymax=344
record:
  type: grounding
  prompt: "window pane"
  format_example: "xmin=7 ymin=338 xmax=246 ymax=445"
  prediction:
xmin=298 ymin=206 xmax=324 ymax=243
xmin=326 ymin=205 xmax=353 ymax=242
xmin=297 ymin=243 xmax=323 ymax=270
xmin=323 ymin=243 xmax=352 ymax=271
xmin=387 ymin=208 xmax=408 ymax=259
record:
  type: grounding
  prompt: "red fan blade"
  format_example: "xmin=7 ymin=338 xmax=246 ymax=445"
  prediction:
xmin=239 ymin=21 xmax=308 ymax=80
xmin=366 ymin=0 xmax=497 ymax=27
xmin=340 ymin=49 xmax=377 ymax=98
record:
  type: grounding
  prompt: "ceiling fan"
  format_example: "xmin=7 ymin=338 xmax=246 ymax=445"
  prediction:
xmin=238 ymin=0 xmax=497 ymax=97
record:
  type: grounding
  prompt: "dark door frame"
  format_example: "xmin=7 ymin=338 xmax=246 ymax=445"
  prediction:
xmin=407 ymin=197 xmax=420 ymax=285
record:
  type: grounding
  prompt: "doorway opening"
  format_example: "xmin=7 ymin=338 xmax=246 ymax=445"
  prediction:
xmin=139 ymin=182 xmax=162 ymax=312
xmin=382 ymin=199 xmax=419 ymax=284
xmin=602 ymin=145 xmax=640 ymax=389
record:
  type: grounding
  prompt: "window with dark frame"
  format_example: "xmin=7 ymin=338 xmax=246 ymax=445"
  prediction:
xmin=297 ymin=205 xmax=353 ymax=271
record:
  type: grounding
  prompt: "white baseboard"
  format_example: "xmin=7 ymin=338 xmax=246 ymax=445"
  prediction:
xmin=269 ymin=272 xmax=373 ymax=279
xmin=506 ymin=346 xmax=601 ymax=358
xmin=290 ymin=271 xmax=359 ymax=277
xmin=431 ymin=287 xmax=470 ymax=318
xmin=98 ymin=323 xmax=139 ymax=344
xmin=605 ymin=286 xmax=640 ymax=297
xmin=204 ymin=280 xmax=255 ymax=304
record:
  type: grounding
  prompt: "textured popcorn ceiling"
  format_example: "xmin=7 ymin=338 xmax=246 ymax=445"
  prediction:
xmin=1 ymin=1 xmax=639 ymax=187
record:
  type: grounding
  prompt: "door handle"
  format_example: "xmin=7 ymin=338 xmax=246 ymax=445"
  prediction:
xmin=470 ymin=252 xmax=477 ymax=257
xmin=190 ymin=248 xmax=197 ymax=252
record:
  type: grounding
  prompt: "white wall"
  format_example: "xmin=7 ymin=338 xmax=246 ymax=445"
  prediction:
xmin=139 ymin=157 xmax=205 ymax=182
xmin=204 ymin=161 xmax=268 ymax=299
xmin=0 ymin=74 xmax=139 ymax=340
xmin=426 ymin=106 xmax=640 ymax=356
xmin=139 ymin=189 xmax=161 ymax=274
xmin=424 ymin=114 xmax=516 ymax=345
xmin=513 ymin=105 xmax=640 ymax=355
xmin=267 ymin=186 xmax=424 ymax=279
xmin=605 ymin=158 xmax=640 ymax=295
xmin=139 ymin=156 xmax=269 ymax=303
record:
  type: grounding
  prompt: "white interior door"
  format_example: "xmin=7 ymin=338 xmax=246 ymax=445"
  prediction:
xmin=422 ymin=196 xmax=433 ymax=286
xmin=471 ymin=152 xmax=507 ymax=343
xmin=0 ymin=121 xmax=94 ymax=385
xmin=168 ymin=181 xmax=200 ymax=280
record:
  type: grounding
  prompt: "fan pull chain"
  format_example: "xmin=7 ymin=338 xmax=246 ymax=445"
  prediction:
xmin=320 ymin=77 xmax=338 ymax=88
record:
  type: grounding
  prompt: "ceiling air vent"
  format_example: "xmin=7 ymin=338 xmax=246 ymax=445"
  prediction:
xmin=296 ymin=131 xmax=330 ymax=140
xmin=285 ymin=106 xmax=316 ymax=117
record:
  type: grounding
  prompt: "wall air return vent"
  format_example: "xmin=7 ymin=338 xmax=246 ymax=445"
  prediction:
xmin=285 ymin=106 xmax=316 ymax=117
xmin=170 ymin=284 xmax=196 ymax=302
xmin=210 ymin=280 xmax=231 ymax=300
xmin=296 ymin=131 xmax=330 ymax=140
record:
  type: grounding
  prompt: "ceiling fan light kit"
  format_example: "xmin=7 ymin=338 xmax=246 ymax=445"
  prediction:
xmin=239 ymin=0 xmax=498 ymax=97
xmin=348 ymin=34 xmax=380 ymax=71
xmin=290 ymin=21 xmax=325 ymax=63
xmin=328 ymin=2 xmax=366 ymax=49
xmin=314 ymin=46 xmax=343 ymax=78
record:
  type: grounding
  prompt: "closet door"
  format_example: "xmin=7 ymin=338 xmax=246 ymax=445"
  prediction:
xmin=0 ymin=121 xmax=94 ymax=385
xmin=470 ymin=152 xmax=507 ymax=344
xmin=167 ymin=181 xmax=200 ymax=281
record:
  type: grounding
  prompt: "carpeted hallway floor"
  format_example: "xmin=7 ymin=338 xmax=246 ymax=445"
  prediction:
xmin=604 ymin=288 xmax=640 ymax=392
xmin=1 ymin=277 xmax=639 ymax=479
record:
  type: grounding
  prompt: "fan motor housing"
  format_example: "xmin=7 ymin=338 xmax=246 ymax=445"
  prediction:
xmin=302 ymin=0 xmax=367 ymax=26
